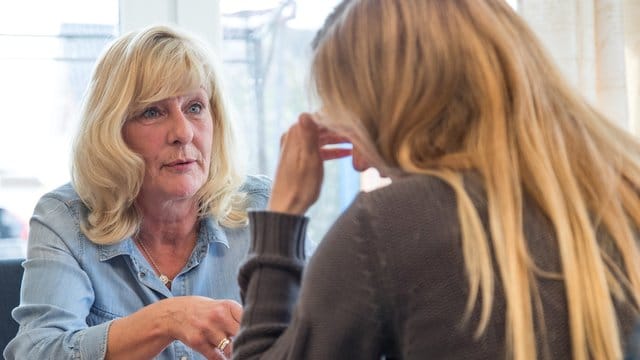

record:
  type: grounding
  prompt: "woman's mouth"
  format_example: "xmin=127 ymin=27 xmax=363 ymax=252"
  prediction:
xmin=163 ymin=159 xmax=196 ymax=171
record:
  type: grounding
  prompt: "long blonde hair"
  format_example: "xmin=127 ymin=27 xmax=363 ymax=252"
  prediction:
xmin=312 ymin=1 xmax=640 ymax=359
xmin=73 ymin=25 xmax=247 ymax=245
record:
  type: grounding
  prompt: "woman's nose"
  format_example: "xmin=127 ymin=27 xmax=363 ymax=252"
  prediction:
xmin=167 ymin=107 xmax=194 ymax=145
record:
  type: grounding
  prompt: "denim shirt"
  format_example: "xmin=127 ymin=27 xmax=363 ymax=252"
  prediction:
xmin=4 ymin=175 xmax=270 ymax=360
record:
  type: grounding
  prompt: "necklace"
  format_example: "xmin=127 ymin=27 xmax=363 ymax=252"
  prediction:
xmin=136 ymin=237 xmax=171 ymax=287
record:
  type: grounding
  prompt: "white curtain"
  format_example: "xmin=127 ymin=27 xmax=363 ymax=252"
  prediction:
xmin=518 ymin=0 xmax=640 ymax=133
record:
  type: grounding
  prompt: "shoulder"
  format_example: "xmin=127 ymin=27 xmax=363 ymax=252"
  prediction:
xmin=239 ymin=174 xmax=272 ymax=194
xmin=301 ymin=175 xmax=464 ymax=318
xmin=324 ymin=173 xmax=466 ymax=256
xmin=356 ymin=173 xmax=458 ymax=215
xmin=35 ymin=183 xmax=85 ymax=219
xmin=29 ymin=183 xmax=87 ymax=252
xmin=240 ymin=174 xmax=272 ymax=210
xmin=319 ymin=174 xmax=458 ymax=240
xmin=323 ymin=172 xmax=470 ymax=269
xmin=42 ymin=182 xmax=82 ymax=204
xmin=354 ymin=172 xmax=486 ymax=217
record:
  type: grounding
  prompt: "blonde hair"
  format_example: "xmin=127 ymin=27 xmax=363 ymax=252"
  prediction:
xmin=312 ymin=1 xmax=640 ymax=359
xmin=73 ymin=24 xmax=247 ymax=245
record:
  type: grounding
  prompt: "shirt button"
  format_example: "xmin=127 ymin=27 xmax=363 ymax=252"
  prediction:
xmin=180 ymin=357 xmax=188 ymax=360
xmin=139 ymin=272 xmax=146 ymax=277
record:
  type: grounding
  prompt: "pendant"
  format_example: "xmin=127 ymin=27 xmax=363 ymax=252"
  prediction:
xmin=159 ymin=274 xmax=170 ymax=286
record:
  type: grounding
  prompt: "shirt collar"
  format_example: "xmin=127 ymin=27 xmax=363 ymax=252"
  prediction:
xmin=200 ymin=216 xmax=230 ymax=248
xmin=97 ymin=216 xmax=230 ymax=262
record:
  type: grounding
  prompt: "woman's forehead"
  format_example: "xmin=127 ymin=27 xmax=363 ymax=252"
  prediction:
xmin=137 ymin=76 xmax=209 ymax=102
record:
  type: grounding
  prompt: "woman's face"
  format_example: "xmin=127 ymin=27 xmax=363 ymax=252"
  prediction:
xmin=122 ymin=88 xmax=213 ymax=203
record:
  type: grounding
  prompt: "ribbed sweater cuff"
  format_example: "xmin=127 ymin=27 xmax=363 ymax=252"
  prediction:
xmin=248 ymin=210 xmax=308 ymax=261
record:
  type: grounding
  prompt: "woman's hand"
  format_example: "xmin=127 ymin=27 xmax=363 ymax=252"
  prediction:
xmin=107 ymin=296 xmax=242 ymax=360
xmin=163 ymin=297 xmax=242 ymax=359
xmin=268 ymin=113 xmax=352 ymax=215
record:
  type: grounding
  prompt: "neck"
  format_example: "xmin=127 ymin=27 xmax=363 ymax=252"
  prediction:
xmin=138 ymin=216 xmax=199 ymax=247
xmin=135 ymin=189 xmax=200 ymax=218
xmin=132 ymin=195 xmax=202 ymax=287
xmin=134 ymin=221 xmax=199 ymax=289
xmin=135 ymin=197 xmax=200 ymax=246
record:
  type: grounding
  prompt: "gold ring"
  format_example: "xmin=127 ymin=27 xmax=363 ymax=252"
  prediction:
xmin=217 ymin=337 xmax=231 ymax=352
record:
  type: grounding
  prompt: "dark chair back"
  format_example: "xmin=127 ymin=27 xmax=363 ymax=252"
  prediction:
xmin=0 ymin=258 xmax=24 ymax=353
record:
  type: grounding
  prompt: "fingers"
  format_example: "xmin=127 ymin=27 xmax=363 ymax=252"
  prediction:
xmin=208 ymin=335 xmax=233 ymax=359
xmin=216 ymin=336 xmax=233 ymax=358
xmin=198 ymin=339 xmax=227 ymax=360
xmin=268 ymin=112 xmax=352 ymax=215
xmin=207 ymin=300 xmax=240 ymax=359
xmin=320 ymin=147 xmax=352 ymax=160
xmin=166 ymin=297 xmax=242 ymax=360
xmin=297 ymin=113 xmax=320 ymax=150
xmin=268 ymin=114 xmax=324 ymax=214
xmin=184 ymin=331 xmax=228 ymax=360
xmin=283 ymin=113 xmax=351 ymax=160
xmin=318 ymin=129 xmax=350 ymax=147
xmin=206 ymin=299 xmax=242 ymax=338
xmin=310 ymin=113 xmax=350 ymax=146
xmin=278 ymin=113 xmax=317 ymax=154
xmin=220 ymin=300 xmax=242 ymax=335
xmin=279 ymin=131 xmax=287 ymax=148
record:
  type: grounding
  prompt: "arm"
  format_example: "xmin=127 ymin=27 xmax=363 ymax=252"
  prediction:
xmin=5 ymin=196 xmax=241 ymax=360
xmin=232 ymin=114 xmax=385 ymax=358
xmin=5 ymin=198 xmax=113 ymax=359
xmin=233 ymin=207 xmax=386 ymax=359
xmin=106 ymin=296 xmax=241 ymax=359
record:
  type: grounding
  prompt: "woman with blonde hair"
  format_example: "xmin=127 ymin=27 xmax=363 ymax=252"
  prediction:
xmin=5 ymin=25 xmax=270 ymax=359
xmin=233 ymin=0 xmax=640 ymax=359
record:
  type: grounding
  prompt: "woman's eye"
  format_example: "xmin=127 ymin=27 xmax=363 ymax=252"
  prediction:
xmin=188 ymin=103 xmax=203 ymax=114
xmin=141 ymin=107 xmax=161 ymax=119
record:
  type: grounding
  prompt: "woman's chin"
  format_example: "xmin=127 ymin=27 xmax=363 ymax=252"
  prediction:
xmin=160 ymin=180 xmax=204 ymax=202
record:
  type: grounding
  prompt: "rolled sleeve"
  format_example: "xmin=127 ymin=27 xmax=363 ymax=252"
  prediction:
xmin=247 ymin=211 xmax=307 ymax=260
xmin=78 ymin=320 xmax=112 ymax=360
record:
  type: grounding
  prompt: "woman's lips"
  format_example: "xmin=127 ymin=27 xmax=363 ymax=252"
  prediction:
xmin=163 ymin=159 xmax=196 ymax=171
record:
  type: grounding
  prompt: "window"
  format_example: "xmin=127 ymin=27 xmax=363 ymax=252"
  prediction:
xmin=0 ymin=0 xmax=119 ymax=257
xmin=220 ymin=0 xmax=359 ymax=251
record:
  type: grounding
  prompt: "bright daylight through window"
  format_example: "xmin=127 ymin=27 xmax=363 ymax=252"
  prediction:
xmin=219 ymin=0 xmax=358 ymax=252
xmin=0 ymin=0 xmax=118 ymax=259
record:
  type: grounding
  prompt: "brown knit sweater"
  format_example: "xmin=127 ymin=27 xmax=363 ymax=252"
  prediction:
xmin=234 ymin=174 xmax=637 ymax=359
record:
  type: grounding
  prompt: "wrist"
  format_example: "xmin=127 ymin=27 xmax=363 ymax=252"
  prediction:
xmin=267 ymin=195 xmax=309 ymax=215
xmin=151 ymin=299 xmax=178 ymax=342
xmin=248 ymin=211 xmax=308 ymax=260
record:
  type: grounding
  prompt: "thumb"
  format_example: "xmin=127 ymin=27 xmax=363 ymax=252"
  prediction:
xmin=298 ymin=113 xmax=320 ymax=148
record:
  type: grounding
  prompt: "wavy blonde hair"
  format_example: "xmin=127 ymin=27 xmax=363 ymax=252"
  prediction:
xmin=73 ymin=25 xmax=247 ymax=245
xmin=312 ymin=1 xmax=640 ymax=359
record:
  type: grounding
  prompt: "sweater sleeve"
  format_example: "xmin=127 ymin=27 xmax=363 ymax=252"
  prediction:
xmin=234 ymin=211 xmax=307 ymax=359
xmin=234 ymin=202 xmax=386 ymax=360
